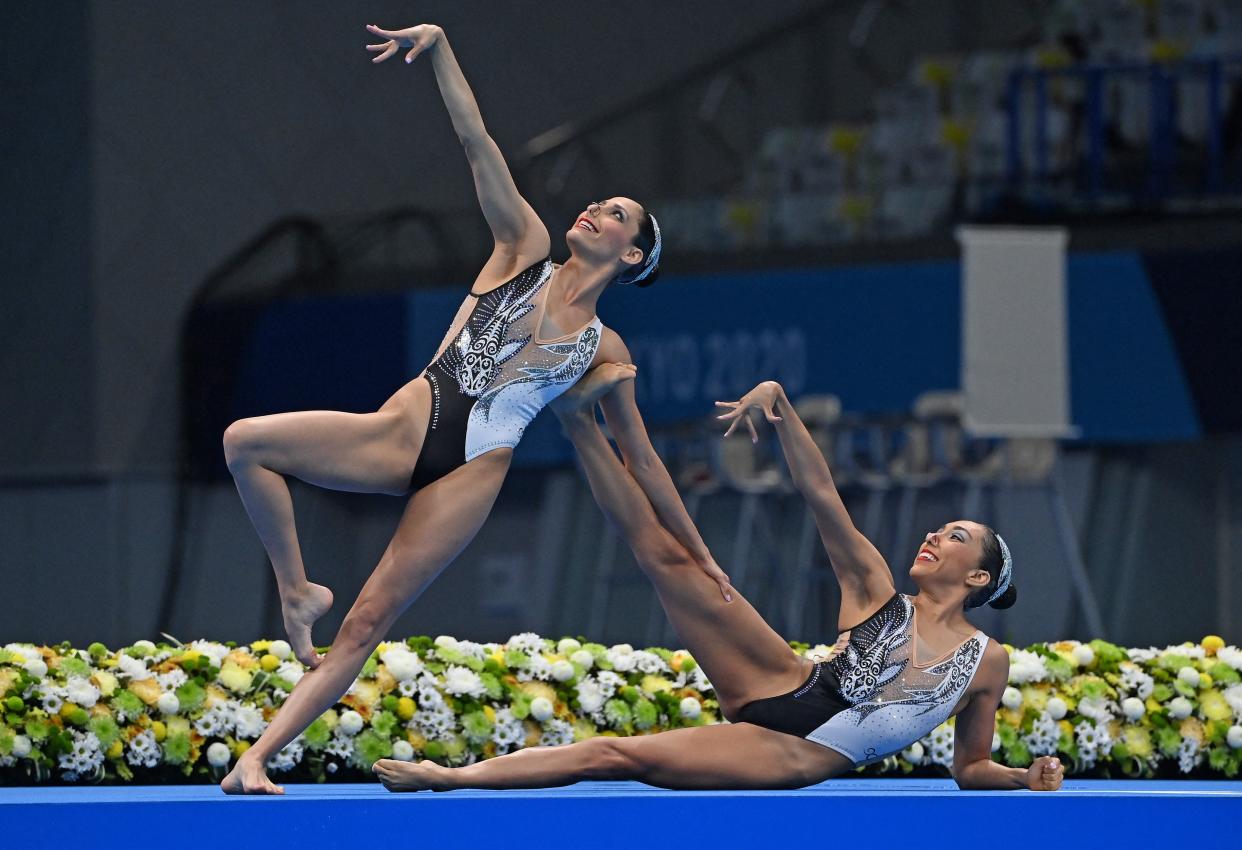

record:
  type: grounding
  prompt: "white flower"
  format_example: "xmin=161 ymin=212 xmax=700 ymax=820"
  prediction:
xmin=275 ymin=661 xmax=305 ymax=687
xmin=392 ymin=740 xmax=415 ymax=761
xmin=417 ymin=674 xmax=446 ymax=709
xmin=1076 ymin=695 xmax=1114 ymax=723
xmin=1045 ymin=697 xmax=1068 ymax=720
xmin=1177 ymin=736 xmax=1201 ymax=773
xmin=551 ymin=660 xmax=576 ymax=682
xmin=1227 ymin=726 xmax=1242 ymax=749
xmin=557 ymin=638 xmax=582 ymax=655
xmin=338 ymin=710 xmax=364 ymax=736
xmin=1001 ymin=687 xmax=1023 ymax=709
xmin=131 ymin=640 xmax=157 ymax=654
xmin=570 ymin=649 xmax=595 ymax=670
xmin=1119 ymin=663 xmax=1155 ymax=699
xmin=126 ymin=730 xmax=161 ymax=768
xmin=40 ymin=687 xmax=65 ymax=714
xmin=206 ymin=742 xmax=231 ymax=768
xmin=116 ymin=653 xmax=153 ymax=681
xmin=266 ymin=739 xmax=304 ymax=773
xmin=326 ymin=762 xmax=339 ymax=774
xmin=520 ymin=653 xmax=553 ymax=682
xmin=233 ymin=705 xmax=267 ymax=739
xmin=188 ymin=640 xmax=230 ymax=667
xmin=594 ymin=671 xmax=624 ymax=698
xmin=4 ymin=644 xmax=42 ymax=664
xmin=1007 ymin=650 xmax=1049 ymax=684
xmin=491 ymin=709 xmax=525 ymax=752
xmin=156 ymin=668 xmax=188 ymax=693
xmin=156 ymin=692 xmax=180 ymax=715
xmin=1177 ymin=666 xmax=1202 ymax=688
xmin=1168 ymin=644 xmax=1206 ymax=660
xmin=443 ymin=666 xmax=486 ymax=698
xmin=1168 ymin=697 xmax=1194 ymax=720
xmin=991 ymin=732 xmax=1001 ymax=753
xmin=380 ymin=647 xmax=423 ymax=682
xmin=506 ymin=633 xmax=547 ymax=656
xmin=530 ymin=697 xmax=554 ymax=722
xmin=607 ymin=651 xmax=636 ymax=673
xmin=539 ymin=718 xmax=574 ymax=747
xmin=611 ymin=643 xmax=634 ymax=655
xmin=325 ymin=729 xmax=356 ymax=759
xmin=1121 ymin=697 xmax=1146 ymax=721
xmin=23 ymin=659 xmax=47 ymax=678
xmin=1072 ymin=644 xmax=1095 ymax=667
xmin=65 ymin=677 xmax=100 ymax=709
xmin=455 ymin=640 xmax=486 ymax=660
xmin=12 ymin=735 xmax=31 ymax=758
xmin=433 ymin=635 xmax=460 ymax=652
xmin=576 ymin=679 xmax=605 ymax=715
xmin=1022 ymin=712 xmax=1061 ymax=757
xmin=679 ymin=697 xmax=702 ymax=719
xmin=633 ymin=651 xmax=668 ymax=674
xmin=268 ymin=640 xmax=292 ymax=660
xmin=1126 ymin=647 xmax=1159 ymax=663
xmin=1224 ymin=684 xmax=1242 ymax=721
xmin=902 ymin=741 xmax=924 ymax=763
xmin=928 ymin=723 xmax=954 ymax=767
xmin=1216 ymin=646 xmax=1242 ymax=672
xmin=58 ymin=730 xmax=104 ymax=777
xmin=193 ymin=705 xmax=232 ymax=738
xmin=415 ymin=706 xmax=457 ymax=741
xmin=1074 ymin=721 xmax=1112 ymax=769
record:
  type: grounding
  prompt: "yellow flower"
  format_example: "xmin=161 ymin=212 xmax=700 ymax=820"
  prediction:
xmin=1202 ymin=635 xmax=1225 ymax=656
xmin=1122 ymin=725 xmax=1153 ymax=759
xmin=481 ymin=705 xmax=496 ymax=723
xmin=166 ymin=716 xmax=190 ymax=737
xmin=1179 ymin=717 xmax=1206 ymax=744
xmin=1020 ymin=685 xmax=1050 ymax=713
xmin=640 ymin=675 xmax=674 ymax=696
xmin=405 ymin=730 xmax=427 ymax=750
xmin=233 ymin=740 xmax=251 ymax=757
xmin=670 ymin=651 xmax=691 ymax=673
xmin=151 ymin=721 xmax=167 ymax=742
xmin=217 ymin=662 xmax=254 ymax=693
xmin=106 ymin=739 xmax=123 ymax=759
xmin=92 ymin=671 xmax=119 ymax=697
xmin=397 ymin=698 xmax=416 ymax=721
xmin=572 ymin=718 xmax=598 ymax=742
xmin=127 ymin=678 xmax=162 ymax=706
xmin=1199 ymin=689 xmax=1233 ymax=722
xmin=1200 ymin=673 xmax=1213 ymax=688
xmin=173 ymin=650 xmax=202 ymax=666
xmin=517 ymin=681 xmax=557 ymax=703
xmin=349 ymin=680 xmax=382 ymax=708
xmin=374 ymin=667 xmax=397 ymax=694
xmin=259 ymin=654 xmax=280 ymax=672
xmin=523 ymin=720 xmax=542 ymax=748
xmin=225 ymin=649 xmax=258 ymax=669
xmin=250 ymin=640 xmax=272 ymax=653
xmin=490 ymin=649 xmax=505 ymax=666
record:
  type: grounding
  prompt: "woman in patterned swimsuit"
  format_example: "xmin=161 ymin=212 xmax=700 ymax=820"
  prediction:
xmin=373 ymin=372 xmax=1065 ymax=792
xmin=220 ymin=23 xmax=729 ymax=794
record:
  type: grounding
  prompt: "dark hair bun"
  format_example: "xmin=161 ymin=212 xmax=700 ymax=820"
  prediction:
xmin=988 ymin=583 xmax=1018 ymax=610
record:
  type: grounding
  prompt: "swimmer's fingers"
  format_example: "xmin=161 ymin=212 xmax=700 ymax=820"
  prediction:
xmin=761 ymin=401 xmax=782 ymax=423
xmin=367 ymin=41 xmax=399 ymax=63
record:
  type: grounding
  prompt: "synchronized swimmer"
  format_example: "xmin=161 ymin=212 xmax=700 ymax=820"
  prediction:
xmin=371 ymin=369 xmax=1063 ymax=792
xmin=221 ymin=21 xmax=727 ymax=795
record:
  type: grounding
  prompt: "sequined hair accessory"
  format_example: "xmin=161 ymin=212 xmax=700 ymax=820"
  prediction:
xmin=621 ymin=214 xmax=661 ymax=285
xmin=986 ymin=533 xmax=1013 ymax=605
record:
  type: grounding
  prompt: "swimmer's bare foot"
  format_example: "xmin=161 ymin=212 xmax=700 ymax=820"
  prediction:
xmin=282 ymin=583 xmax=333 ymax=669
xmin=551 ymin=362 xmax=637 ymax=418
xmin=220 ymin=752 xmax=285 ymax=795
xmin=373 ymin=758 xmax=452 ymax=792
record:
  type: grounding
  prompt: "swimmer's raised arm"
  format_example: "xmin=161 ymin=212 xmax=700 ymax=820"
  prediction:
xmin=717 ymin=381 xmax=895 ymax=618
xmin=366 ymin=23 xmax=548 ymax=258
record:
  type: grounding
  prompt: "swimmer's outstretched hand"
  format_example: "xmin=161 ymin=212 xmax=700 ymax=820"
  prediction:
xmin=715 ymin=380 xmax=784 ymax=444
xmin=366 ymin=23 xmax=441 ymax=64
xmin=1026 ymin=755 xmax=1064 ymax=791
xmin=551 ymin=362 xmax=637 ymax=419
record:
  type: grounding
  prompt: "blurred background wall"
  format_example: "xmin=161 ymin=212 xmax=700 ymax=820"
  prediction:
xmin=3 ymin=0 xmax=1238 ymax=650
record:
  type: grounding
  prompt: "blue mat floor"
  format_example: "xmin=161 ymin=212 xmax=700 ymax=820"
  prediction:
xmin=4 ymin=779 xmax=1240 ymax=850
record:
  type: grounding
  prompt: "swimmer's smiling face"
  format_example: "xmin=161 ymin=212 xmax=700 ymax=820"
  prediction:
xmin=566 ymin=196 xmax=647 ymax=273
xmin=910 ymin=520 xmax=992 ymax=594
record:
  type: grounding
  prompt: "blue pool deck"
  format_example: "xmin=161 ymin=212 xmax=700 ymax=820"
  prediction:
xmin=3 ymin=779 xmax=1240 ymax=849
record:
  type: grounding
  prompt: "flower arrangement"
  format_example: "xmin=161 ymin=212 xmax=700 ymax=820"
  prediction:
xmin=0 ymin=634 xmax=1238 ymax=785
